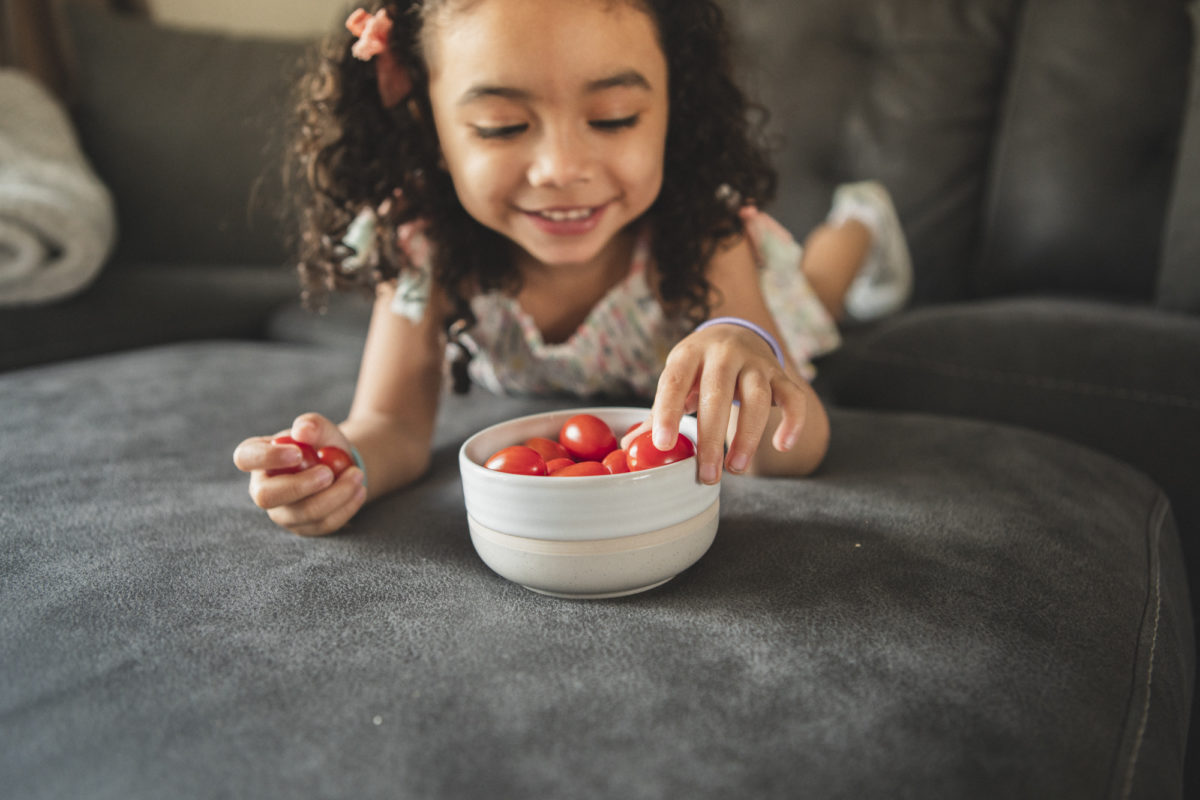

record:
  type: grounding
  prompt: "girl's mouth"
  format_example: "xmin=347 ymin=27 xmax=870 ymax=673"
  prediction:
xmin=523 ymin=203 xmax=607 ymax=235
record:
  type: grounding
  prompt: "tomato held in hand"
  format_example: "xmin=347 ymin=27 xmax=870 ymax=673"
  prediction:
xmin=524 ymin=436 xmax=571 ymax=463
xmin=317 ymin=446 xmax=354 ymax=477
xmin=602 ymin=449 xmax=629 ymax=474
xmin=485 ymin=445 xmax=549 ymax=476
xmin=626 ymin=431 xmax=696 ymax=471
xmin=266 ymin=436 xmax=320 ymax=476
xmin=550 ymin=460 xmax=609 ymax=477
xmin=558 ymin=414 xmax=618 ymax=461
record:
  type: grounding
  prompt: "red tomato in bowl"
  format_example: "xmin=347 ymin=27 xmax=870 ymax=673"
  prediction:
xmin=545 ymin=457 xmax=575 ymax=473
xmin=626 ymin=431 xmax=696 ymax=471
xmin=550 ymin=460 xmax=609 ymax=477
xmin=485 ymin=445 xmax=549 ymax=476
xmin=524 ymin=436 xmax=571 ymax=463
xmin=602 ymin=449 xmax=629 ymax=474
xmin=558 ymin=414 xmax=618 ymax=461
xmin=266 ymin=436 xmax=320 ymax=476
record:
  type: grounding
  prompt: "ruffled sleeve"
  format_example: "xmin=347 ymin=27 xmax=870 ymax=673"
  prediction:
xmin=389 ymin=220 xmax=434 ymax=322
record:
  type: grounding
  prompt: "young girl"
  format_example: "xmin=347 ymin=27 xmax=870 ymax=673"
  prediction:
xmin=233 ymin=0 xmax=911 ymax=536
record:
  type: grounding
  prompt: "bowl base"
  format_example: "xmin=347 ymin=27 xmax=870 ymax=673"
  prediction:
xmin=467 ymin=499 xmax=719 ymax=600
xmin=521 ymin=576 xmax=675 ymax=600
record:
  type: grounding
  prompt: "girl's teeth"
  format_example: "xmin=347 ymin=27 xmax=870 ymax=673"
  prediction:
xmin=539 ymin=208 xmax=592 ymax=221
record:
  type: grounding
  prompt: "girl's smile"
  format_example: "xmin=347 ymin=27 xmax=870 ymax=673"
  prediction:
xmin=521 ymin=202 xmax=610 ymax=236
xmin=425 ymin=0 xmax=669 ymax=277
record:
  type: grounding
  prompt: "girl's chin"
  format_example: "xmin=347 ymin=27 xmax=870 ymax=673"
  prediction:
xmin=510 ymin=229 xmax=618 ymax=268
xmin=517 ymin=243 xmax=609 ymax=270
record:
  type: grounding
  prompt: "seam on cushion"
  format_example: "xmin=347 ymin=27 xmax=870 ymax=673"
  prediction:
xmin=1113 ymin=493 xmax=1167 ymax=800
xmin=853 ymin=350 xmax=1200 ymax=410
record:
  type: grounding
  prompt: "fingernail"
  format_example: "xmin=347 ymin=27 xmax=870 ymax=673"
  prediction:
xmin=728 ymin=452 xmax=748 ymax=473
xmin=653 ymin=427 xmax=673 ymax=450
xmin=699 ymin=462 xmax=719 ymax=484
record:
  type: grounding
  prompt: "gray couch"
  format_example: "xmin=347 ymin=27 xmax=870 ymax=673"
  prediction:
xmin=2 ymin=1 xmax=1196 ymax=798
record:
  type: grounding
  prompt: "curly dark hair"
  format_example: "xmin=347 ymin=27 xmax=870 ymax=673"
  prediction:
xmin=288 ymin=0 xmax=776 ymax=390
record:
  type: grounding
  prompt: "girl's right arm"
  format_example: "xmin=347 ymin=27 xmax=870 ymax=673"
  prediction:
xmin=233 ymin=281 xmax=447 ymax=536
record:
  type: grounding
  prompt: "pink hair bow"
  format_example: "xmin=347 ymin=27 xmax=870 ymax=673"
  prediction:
xmin=346 ymin=8 xmax=413 ymax=108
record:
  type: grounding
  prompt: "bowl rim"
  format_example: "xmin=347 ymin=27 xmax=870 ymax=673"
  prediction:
xmin=459 ymin=406 xmax=700 ymax=486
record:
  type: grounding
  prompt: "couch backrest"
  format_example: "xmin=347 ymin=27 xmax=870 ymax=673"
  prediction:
xmin=42 ymin=0 xmax=1200 ymax=309
xmin=726 ymin=0 xmax=1198 ymax=311
xmin=56 ymin=0 xmax=306 ymax=267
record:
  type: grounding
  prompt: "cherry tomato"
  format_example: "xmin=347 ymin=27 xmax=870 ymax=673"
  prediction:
xmin=558 ymin=414 xmax=618 ymax=462
xmin=550 ymin=460 xmax=609 ymax=477
xmin=524 ymin=436 xmax=572 ymax=463
xmin=545 ymin=457 xmax=576 ymax=473
xmin=626 ymin=431 xmax=696 ymax=471
xmin=266 ymin=436 xmax=319 ymax=476
xmin=317 ymin=446 xmax=353 ymax=477
xmin=485 ymin=445 xmax=548 ymax=476
xmin=602 ymin=449 xmax=629 ymax=474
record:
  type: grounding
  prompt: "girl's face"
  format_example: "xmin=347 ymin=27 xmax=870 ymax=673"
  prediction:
xmin=424 ymin=0 xmax=669 ymax=274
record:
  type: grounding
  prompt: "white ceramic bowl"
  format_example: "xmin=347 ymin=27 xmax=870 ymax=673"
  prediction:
xmin=459 ymin=407 xmax=720 ymax=598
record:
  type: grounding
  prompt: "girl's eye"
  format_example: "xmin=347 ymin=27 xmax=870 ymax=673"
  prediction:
xmin=473 ymin=123 xmax=529 ymax=140
xmin=590 ymin=114 xmax=640 ymax=132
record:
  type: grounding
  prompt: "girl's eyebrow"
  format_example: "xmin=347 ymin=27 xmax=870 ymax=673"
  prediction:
xmin=457 ymin=69 xmax=652 ymax=106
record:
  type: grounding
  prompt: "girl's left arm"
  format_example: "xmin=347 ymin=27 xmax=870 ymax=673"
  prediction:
xmin=649 ymin=234 xmax=830 ymax=485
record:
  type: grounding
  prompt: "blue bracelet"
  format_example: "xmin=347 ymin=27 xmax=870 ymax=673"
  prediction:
xmin=694 ymin=316 xmax=786 ymax=368
xmin=349 ymin=444 xmax=368 ymax=489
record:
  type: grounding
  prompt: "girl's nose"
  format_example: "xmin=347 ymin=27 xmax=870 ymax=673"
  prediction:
xmin=526 ymin=126 xmax=591 ymax=187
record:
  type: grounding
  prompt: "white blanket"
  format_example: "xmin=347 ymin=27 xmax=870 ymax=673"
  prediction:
xmin=0 ymin=69 xmax=116 ymax=305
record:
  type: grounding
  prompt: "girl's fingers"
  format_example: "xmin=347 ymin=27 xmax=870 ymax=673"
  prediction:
xmin=650 ymin=348 xmax=702 ymax=451
xmin=233 ymin=428 xmax=304 ymax=473
xmin=249 ymin=464 xmax=335 ymax=511
xmin=769 ymin=375 xmax=808 ymax=452
xmin=289 ymin=482 xmax=368 ymax=537
xmin=290 ymin=413 xmax=347 ymax=450
xmin=694 ymin=357 xmax=738 ymax=485
xmin=268 ymin=469 xmax=367 ymax=535
xmin=724 ymin=369 xmax=773 ymax=472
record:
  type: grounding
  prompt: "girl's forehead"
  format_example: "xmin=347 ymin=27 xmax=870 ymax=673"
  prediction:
xmin=422 ymin=0 xmax=662 ymax=77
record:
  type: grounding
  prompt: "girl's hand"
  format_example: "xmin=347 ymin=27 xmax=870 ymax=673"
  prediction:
xmin=649 ymin=323 xmax=809 ymax=485
xmin=232 ymin=413 xmax=368 ymax=536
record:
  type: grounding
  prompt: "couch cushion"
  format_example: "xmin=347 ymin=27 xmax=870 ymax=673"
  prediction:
xmin=0 ymin=341 xmax=1191 ymax=798
xmin=821 ymin=297 xmax=1200 ymax=585
xmin=57 ymin=1 xmax=310 ymax=266
xmin=0 ymin=262 xmax=298 ymax=372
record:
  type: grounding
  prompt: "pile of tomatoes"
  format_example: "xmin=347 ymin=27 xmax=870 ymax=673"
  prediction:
xmin=484 ymin=413 xmax=695 ymax=477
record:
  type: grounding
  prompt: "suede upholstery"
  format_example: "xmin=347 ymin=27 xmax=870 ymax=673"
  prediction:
xmin=1 ymin=343 xmax=1192 ymax=799
xmin=1 ymin=0 xmax=1197 ymax=796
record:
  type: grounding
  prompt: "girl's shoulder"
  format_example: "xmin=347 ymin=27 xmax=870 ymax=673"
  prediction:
xmin=703 ymin=207 xmax=800 ymax=277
